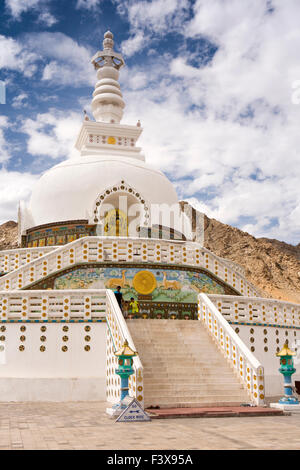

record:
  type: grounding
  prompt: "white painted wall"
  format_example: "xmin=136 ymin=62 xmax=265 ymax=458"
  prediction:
xmin=236 ymin=324 xmax=300 ymax=396
xmin=0 ymin=323 xmax=107 ymax=401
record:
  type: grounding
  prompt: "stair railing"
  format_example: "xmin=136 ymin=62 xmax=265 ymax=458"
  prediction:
xmin=105 ymin=289 xmax=144 ymax=408
xmin=0 ymin=246 xmax=56 ymax=274
xmin=207 ymin=294 xmax=300 ymax=328
xmin=198 ymin=293 xmax=265 ymax=406
xmin=0 ymin=289 xmax=106 ymax=321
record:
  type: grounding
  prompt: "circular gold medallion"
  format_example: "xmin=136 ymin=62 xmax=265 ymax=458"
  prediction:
xmin=107 ymin=136 xmax=116 ymax=145
xmin=133 ymin=270 xmax=157 ymax=295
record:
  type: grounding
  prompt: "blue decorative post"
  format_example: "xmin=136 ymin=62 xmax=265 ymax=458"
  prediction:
xmin=277 ymin=341 xmax=299 ymax=405
xmin=114 ymin=339 xmax=137 ymax=406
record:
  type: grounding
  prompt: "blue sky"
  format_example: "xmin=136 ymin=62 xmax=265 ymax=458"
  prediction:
xmin=0 ymin=0 xmax=300 ymax=244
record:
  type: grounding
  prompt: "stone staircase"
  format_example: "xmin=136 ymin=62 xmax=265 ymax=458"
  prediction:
xmin=128 ymin=319 xmax=251 ymax=408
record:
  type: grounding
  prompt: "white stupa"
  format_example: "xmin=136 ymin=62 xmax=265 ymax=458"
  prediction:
xmin=19 ymin=31 xmax=188 ymax=245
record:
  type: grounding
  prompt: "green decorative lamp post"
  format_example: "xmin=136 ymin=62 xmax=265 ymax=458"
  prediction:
xmin=114 ymin=339 xmax=137 ymax=407
xmin=277 ymin=341 xmax=299 ymax=405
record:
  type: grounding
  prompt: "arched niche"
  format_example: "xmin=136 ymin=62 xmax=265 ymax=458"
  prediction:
xmin=92 ymin=180 xmax=150 ymax=237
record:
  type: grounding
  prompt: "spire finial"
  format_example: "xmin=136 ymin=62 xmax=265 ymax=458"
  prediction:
xmin=103 ymin=30 xmax=114 ymax=50
xmin=90 ymin=31 xmax=125 ymax=123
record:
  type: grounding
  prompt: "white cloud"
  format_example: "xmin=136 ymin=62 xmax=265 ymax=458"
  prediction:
xmin=76 ymin=0 xmax=102 ymax=9
xmin=24 ymin=32 xmax=94 ymax=86
xmin=0 ymin=116 xmax=11 ymax=164
xmin=119 ymin=0 xmax=190 ymax=33
xmin=21 ymin=109 xmax=82 ymax=161
xmin=0 ymin=169 xmax=39 ymax=224
xmin=5 ymin=0 xmax=41 ymax=19
xmin=121 ymin=31 xmax=148 ymax=58
xmin=0 ymin=35 xmax=39 ymax=77
xmin=38 ymin=11 xmax=57 ymax=26
xmin=5 ymin=0 xmax=57 ymax=26
xmin=0 ymin=32 xmax=93 ymax=85
xmin=118 ymin=0 xmax=190 ymax=56
xmin=12 ymin=92 xmax=28 ymax=108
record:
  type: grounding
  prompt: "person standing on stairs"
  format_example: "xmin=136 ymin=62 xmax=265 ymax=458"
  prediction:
xmin=114 ymin=286 xmax=126 ymax=317
xmin=129 ymin=297 xmax=139 ymax=318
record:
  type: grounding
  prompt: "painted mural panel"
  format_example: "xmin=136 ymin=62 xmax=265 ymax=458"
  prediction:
xmin=54 ymin=267 xmax=225 ymax=303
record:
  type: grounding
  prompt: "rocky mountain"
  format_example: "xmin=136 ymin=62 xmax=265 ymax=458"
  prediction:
xmin=0 ymin=221 xmax=18 ymax=251
xmin=179 ymin=201 xmax=300 ymax=303
xmin=0 ymin=217 xmax=299 ymax=303
xmin=203 ymin=214 xmax=300 ymax=303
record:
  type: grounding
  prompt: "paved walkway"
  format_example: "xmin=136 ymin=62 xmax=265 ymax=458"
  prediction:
xmin=0 ymin=401 xmax=299 ymax=450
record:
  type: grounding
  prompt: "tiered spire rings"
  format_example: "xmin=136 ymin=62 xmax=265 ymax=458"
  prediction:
xmin=91 ymin=31 xmax=125 ymax=123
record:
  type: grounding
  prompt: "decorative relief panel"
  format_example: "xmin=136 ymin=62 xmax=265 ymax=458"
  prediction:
xmin=50 ymin=265 xmax=230 ymax=304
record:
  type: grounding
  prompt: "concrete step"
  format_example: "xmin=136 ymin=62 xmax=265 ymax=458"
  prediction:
xmin=144 ymin=377 xmax=242 ymax=385
xmin=144 ymin=398 xmax=250 ymax=408
xmin=137 ymin=344 xmax=217 ymax=350
xmin=127 ymin=319 xmax=250 ymax=408
xmin=140 ymin=360 xmax=225 ymax=367
xmin=136 ymin=344 xmax=216 ymax=350
xmin=143 ymin=365 xmax=234 ymax=372
xmin=145 ymin=392 xmax=247 ymax=400
xmin=145 ymin=382 xmax=245 ymax=390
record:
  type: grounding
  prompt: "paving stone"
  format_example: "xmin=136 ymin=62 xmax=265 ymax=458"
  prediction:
xmin=0 ymin=401 xmax=297 ymax=450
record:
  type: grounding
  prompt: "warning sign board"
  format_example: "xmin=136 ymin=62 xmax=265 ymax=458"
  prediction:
xmin=116 ymin=398 xmax=151 ymax=423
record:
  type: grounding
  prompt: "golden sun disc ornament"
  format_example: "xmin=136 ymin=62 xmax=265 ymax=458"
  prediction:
xmin=107 ymin=136 xmax=116 ymax=144
xmin=133 ymin=270 xmax=157 ymax=295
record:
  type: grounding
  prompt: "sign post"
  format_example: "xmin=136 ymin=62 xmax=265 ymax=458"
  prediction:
xmin=116 ymin=398 xmax=151 ymax=422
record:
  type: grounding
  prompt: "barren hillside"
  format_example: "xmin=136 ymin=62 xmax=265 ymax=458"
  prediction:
xmin=203 ymin=215 xmax=300 ymax=303
xmin=0 ymin=221 xmax=18 ymax=251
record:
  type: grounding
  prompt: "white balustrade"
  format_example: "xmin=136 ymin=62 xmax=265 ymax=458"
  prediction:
xmin=105 ymin=289 xmax=144 ymax=408
xmin=0 ymin=246 xmax=56 ymax=274
xmin=207 ymin=294 xmax=300 ymax=328
xmin=0 ymin=289 xmax=106 ymax=322
xmin=0 ymin=236 xmax=261 ymax=296
xmin=214 ymin=256 xmax=245 ymax=277
xmin=198 ymin=293 xmax=265 ymax=406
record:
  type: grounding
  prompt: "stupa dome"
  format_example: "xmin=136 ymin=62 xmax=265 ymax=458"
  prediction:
xmin=28 ymin=154 xmax=178 ymax=227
